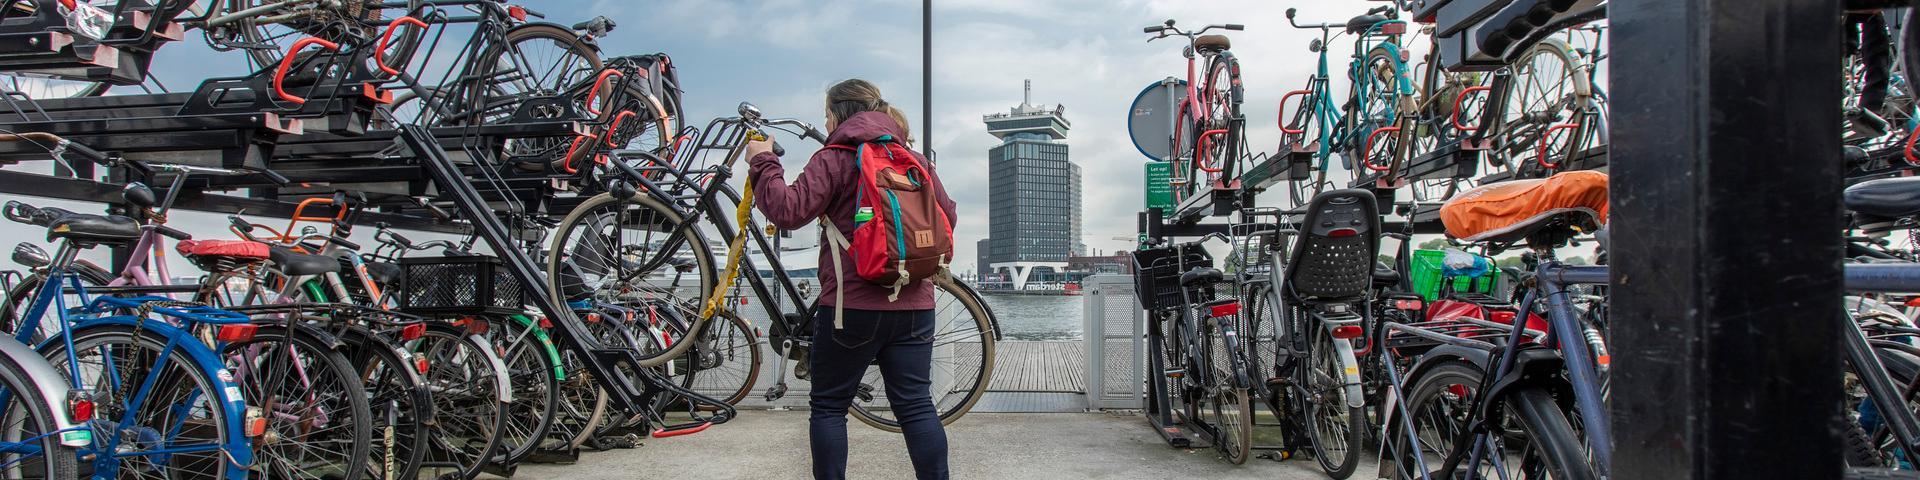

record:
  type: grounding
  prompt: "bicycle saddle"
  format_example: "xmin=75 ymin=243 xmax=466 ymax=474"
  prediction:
xmin=1194 ymin=34 xmax=1231 ymax=52
xmin=269 ymin=245 xmax=340 ymax=277
xmin=1180 ymin=266 xmax=1223 ymax=287
xmin=1846 ymin=176 xmax=1920 ymax=219
xmin=1372 ymin=261 xmax=1400 ymax=287
xmin=47 ymin=213 xmax=140 ymax=245
xmin=1346 ymin=14 xmax=1390 ymax=34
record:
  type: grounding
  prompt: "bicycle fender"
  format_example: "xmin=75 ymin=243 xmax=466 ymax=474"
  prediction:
xmin=1474 ymin=345 xmax=1574 ymax=424
xmin=1324 ymin=330 xmax=1366 ymax=409
xmin=1401 ymin=344 xmax=1492 ymax=388
xmin=423 ymin=323 xmax=514 ymax=403
xmin=0 ymin=337 xmax=84 ymax=446
xmin=48 ymin=317 xmax=256 ymax=473
xmin=509 ymin=313 xmax=565 ymax=381
xmin=284 ymin=320 xmax=345 ymax=351
xmin=333 ymin=325 xmax=436 ymax=423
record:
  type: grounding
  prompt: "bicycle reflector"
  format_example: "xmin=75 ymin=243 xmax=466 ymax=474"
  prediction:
xmin=1209 ymin=302 xmax=1241 ymax=318
xmin=585 ymin=313 xmax=602 ymax=323
xmin=216 ymin=324 xmax=258 ymax=343
xmin=245 ymin=406 xmax=268 ymax=437
xmin=67 ymin=390 xmax=93 ymax=422
xmin=415 ymin=356 xmax=430 ymax=375
xmin=400 ymin=322 xmax=426 ymax=341
xmin=1331 ymin=325 xmax=1364 ymax=340
xmin=1394 ymin=298 xmax=1424 ymax=311
xmin=1905 ymin=297 xmax=1920 ymax=307
xmin=507 ymin=5 xmax=528 ymax=21
xmin=1328 ymin=228 xmax=1359 ymax=238
xmin=538 ymin=317 xmax=554 ymax=329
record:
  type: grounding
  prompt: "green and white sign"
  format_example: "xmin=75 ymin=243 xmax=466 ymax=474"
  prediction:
xmin=1145 ymin=162 xmax=1173 ymax=215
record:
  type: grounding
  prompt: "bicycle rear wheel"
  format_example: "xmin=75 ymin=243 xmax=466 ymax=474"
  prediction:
xmin=1302 ymin=324 xmax=1362 ymax=479
xmin=337 ymin=326 xmax=430 ymax=480
xmin=849 ymin=277 xmax=996 ymax=433
xmin=0 ymin=339 xmax=78 ymax=479
xmin=1202 ymin=315 xmax=1253 ymax=464
xmin=41 ymin=325 xmax=240 ymax=480
xmin=223 ymin=325 xmax=373 ymax=480
xmin=493 ymin=315 xmax=559 ymax=466
xmin=545 ymin=192 xmax=715 ymax=367
xmin=410 ymin=323 xmax=508 ymax=480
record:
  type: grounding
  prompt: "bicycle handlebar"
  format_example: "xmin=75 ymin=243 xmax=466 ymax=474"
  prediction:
xmin=1284 ymin=8 xmax=1341 ymax=30
xmin=1142 ymin=20 xmax=1243 ymax=42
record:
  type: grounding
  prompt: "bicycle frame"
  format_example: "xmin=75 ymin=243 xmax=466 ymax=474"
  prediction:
xmin=1283 ymin=17 xmax=1412 ymax=174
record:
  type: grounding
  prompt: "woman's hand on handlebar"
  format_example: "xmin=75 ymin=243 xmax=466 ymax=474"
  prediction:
xmin=743 ymin=136 xmax=777 ymax=161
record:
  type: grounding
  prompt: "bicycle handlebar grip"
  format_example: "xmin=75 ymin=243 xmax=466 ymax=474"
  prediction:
xmin=330 ymin=235 xmax=362 ymax=251
xmin=154 ymin=224 xmax=192 ymax=241
xmin=1143 ymin=25 xmax=1163 ymax=33
xmin=61 ymin=141 xmax=110 ymax=165
xmin=375 ymin=16 xmax=429 ymax=76
xmin=2 ymin=201 xmax=36 ymax=225
xmin=229 ymin=216 xmax=256 ymax=233
xmin=254 ymin=168 xmax=292 ymax=186
xmin=1225 ymin=24 xmax=1244 ymax=30
xmin=274 ymin=37 xmax=341 ymax=105
xmin=382 ymin=230 xmax=415 ymax=250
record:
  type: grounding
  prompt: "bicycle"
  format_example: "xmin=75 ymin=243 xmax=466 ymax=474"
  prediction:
xmin=0 ymin=134 xmax=258 ymax=479
xmin=1140 ymin=19 xmax=1246 ymax=211
xmin=1279 ymin=6 xmax=1412 ymax=207
xmin=544 ymin=102 xmax=999 ymax=433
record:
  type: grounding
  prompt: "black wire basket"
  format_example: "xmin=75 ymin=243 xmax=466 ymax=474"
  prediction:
xmin=395 ymin=255 xmax=529 ymax=316
xmin=1129 ymin=245 xmax=1215 ymax=312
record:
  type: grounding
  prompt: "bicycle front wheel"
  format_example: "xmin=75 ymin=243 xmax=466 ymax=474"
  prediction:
xmin=850 ymin=277 xmax=997 ymax=433
xmin=0 ymin=339 xmax=78 ymax=479
xmin=547 ymin=192 xmax=716 ymax=367
xmin=224 ymin=325 xmax=373 ymax=480
xmin=1202 ymin=316 xmax=1253 ymax=464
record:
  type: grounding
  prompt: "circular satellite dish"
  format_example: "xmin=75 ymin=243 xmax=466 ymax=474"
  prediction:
xmin=1128 ymin=78 xmax=1190 ymax=162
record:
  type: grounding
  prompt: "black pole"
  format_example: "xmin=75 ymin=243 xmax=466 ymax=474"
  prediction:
xmin=922 ymin=0 xmax=932 ymax=162
xmin=1610 ymin=0 xmax=1842 ymax=478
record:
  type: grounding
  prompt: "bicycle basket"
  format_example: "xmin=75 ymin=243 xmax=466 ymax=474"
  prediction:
xmin=1409 ymin=249 xmax=1500 ymax=301
xmin=1130 ymin=245 xmax=1215 ymax=311
xmin=395 ymin=255 xmax=530 ymax=316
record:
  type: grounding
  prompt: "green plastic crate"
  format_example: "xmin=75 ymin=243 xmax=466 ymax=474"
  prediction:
xmin=1408 ymin=249 xmax=1500 ymax=301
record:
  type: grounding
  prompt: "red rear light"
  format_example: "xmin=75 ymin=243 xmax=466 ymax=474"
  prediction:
xmin=1905 ymin=297 xmax=1920 ymax=307
xmin=399 ymin=323 xmax=425 ymax=341
xmin=217 ymin=324 xmax=258 ymax=343
xmin=1208 ymin=302 xmax=1240 ymax=318
xmin=1381 ymin=22 xmax=1406 ymax=35
xmin=585 ymin=313 xmax=602 ymax=323
xmin=1394 ymin=299 xmax=1424 ymax=311
xmin=1490 ymin=310 xmax=1517 ymax=325
xmin=67 ymin=392 xmax=93 ymax=422
xmin=538 ymin=317 xmax=554 ymax=329
xmin=1328 ymin=228 xmax=1359 ymax=238
xmin=456 ymin=317 xmax=490 ymax=335
xmin=415 ymin=357 xmax=429 ymax=375
xmin=739 ymin=297 xmax=749 ymax=305
xmin=1331 ymin=325 xmax=1364 ymax=339
xmin=245 ymin=407 xmax=268 ymax=437
xmin=507 ymin=5 xmax=527 ymax=21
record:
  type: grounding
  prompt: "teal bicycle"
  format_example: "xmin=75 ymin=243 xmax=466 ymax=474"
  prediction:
xmin=1277 ymin=6 xmax=1415 ymax=207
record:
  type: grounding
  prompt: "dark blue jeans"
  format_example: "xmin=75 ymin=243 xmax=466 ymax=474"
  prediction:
xmin=809 ymin=308 xmax=949 ymax=480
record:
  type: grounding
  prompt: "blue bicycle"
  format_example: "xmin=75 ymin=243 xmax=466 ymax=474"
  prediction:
xmin=0 ymin=137 xmax=256 ymax=479
xmin=1278 ymin=5 xmax=1415 ymax=207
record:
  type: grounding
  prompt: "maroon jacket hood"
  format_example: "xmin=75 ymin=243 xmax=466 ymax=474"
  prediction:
xmin=825 ymin=111 xmax=906 ymax=147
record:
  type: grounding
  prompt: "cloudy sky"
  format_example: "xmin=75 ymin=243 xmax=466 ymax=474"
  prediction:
xmin=3 ymin=0 xmax=1409 ymax=276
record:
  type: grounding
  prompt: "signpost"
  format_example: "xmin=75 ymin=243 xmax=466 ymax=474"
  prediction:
xmin=1145 ymin=162 xmax=1173 ymax=215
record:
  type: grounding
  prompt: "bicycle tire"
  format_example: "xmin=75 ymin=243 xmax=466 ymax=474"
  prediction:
xmin=490 ymin=315 xmax=560 ymax=466
xmin=2 ymin=269 xmax=112 ymax=343
xmin=410 ymin=323 xmax=509 ymax=480
xmin=40 ymin=324 xmax=241 ymax=480
xmin=545 ymin=191 xmax=716 ymax=368
xmin=1496 ymin=38 xmax=1589 ymax=178
xmin=337 ymin=326 xmax=431 ymax=480
xmin=224 ymin=324 xmax=373 ymax=480
xmin=0 ymin=339 xmax=78 ymax=479
xmin=232 ymin=0 xmax=426 ymax=70
xmin=1389 ymin=359 xmax=1594 ymax=480
xmin=689 ymin=309 xmax=761 ymax=407
xmin=1301 ymin=324 xmax=1363 ymax=479
xmin=461 ymin=23 xmax=604 ymax=127
xmin=1199 ymin=52 xmax=1243 ymax=183
xmin=552 ymin=348 xmax=610 ymax=450
xmin=850 ymin=276 xmax=997 ymax=433
xmin=1203 ymin=315 xmax=1253 ymax=464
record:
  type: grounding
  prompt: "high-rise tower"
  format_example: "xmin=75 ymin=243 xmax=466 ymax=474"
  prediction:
xmin=981 ymin=80 xmax=1079 ymax=290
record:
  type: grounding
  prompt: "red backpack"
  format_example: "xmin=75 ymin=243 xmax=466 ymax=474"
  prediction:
xmin=821 ymin=135 xmax=955 ymax=303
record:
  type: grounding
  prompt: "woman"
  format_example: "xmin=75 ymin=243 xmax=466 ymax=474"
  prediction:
xmin=746 ymin=79 xmax=957 ymax=480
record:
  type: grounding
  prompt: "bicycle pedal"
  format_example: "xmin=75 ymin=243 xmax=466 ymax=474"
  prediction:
xmin=764 ymin=384 xmax=788 ymax=401
xmin=855 ymin=383 xmax=876 ymax=402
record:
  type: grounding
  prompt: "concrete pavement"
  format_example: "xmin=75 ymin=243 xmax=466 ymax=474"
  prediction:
xmin=508 ymin=411 xmax=1335 ymax=479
